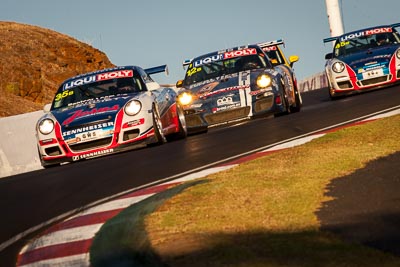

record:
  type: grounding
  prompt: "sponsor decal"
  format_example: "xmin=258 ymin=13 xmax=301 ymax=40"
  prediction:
xmin=224 ymin=48 xmax=257 ymax=59
xmin=72 ymin=148 xmax=114 ymax=161
xmin=62 ymin=122 xmax=114 ymax=137
xmin=339 ymin=27 xmax=392 ymax=42
xmin=63 ymin=70 xmax=133 ymax=90
xmin=193 ymin=54 xmax=223 ymax=67
xmin=212 ymin=103 xmax=241 ymax=113
xmin=262 ymin=46 xmax=277 ymax=51
xmin=217 ymin=96 xmax=234 ymax=106
xmin=123 ymin=118 xmax=145 ymax=128
xmin=200 ymin=85 xmax=250 ymax=98
xmin=62 ymin=105 xmax=119 ymax=125
xmin=198 ymin=81 xmax=220 ymax=94
xmin=193 ymin=48 xmax=257 ymax=67
xmin=249 ymin=88 xmax=270 ymax=96
xmin=350 ymin=54 xmax=392 ymax=66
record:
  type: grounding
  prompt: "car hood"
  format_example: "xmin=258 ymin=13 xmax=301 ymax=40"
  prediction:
xmin=339 ymin=45 xmax=398 ymax=70
xmin=185 ymin=70 xmax=264 ymax=98
xmin=51 ymin=95 xmax=133 ymax=129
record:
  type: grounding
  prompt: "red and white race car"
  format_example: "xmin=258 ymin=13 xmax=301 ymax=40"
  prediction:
xmin=36 ymin=65 xmax=187 ymax=167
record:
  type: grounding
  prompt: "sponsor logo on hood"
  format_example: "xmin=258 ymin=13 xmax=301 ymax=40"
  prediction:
xmin=62 ymin=105 xmax=119 ymax=125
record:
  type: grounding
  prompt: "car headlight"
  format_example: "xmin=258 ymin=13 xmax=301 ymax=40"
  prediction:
xmin=178 ymin=92 xmax=193 ymax=105
xmin=38 ymin=119 xmax=54 ymax=135
xmin=124 ymin=100 xmax=142 ymax=116
xmin=396 ymin=49 xmax=400 ymax=59
xmin=256 ymin=74 xmax=272 ymax=88
xmin=332 ymin=61 xmax=345 ymax=73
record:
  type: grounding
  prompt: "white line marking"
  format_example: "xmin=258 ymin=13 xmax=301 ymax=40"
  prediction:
xmin=71 ymin=194 xmax=154 ymax=217
xmin=262 ymin=134 xmax=326 ymax=152
xmin=23 ymin=224 xmax=102 ymax=251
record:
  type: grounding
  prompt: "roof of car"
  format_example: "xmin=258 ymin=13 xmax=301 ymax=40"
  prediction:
xmin=323 ymin=23 xmax=400 ymax=43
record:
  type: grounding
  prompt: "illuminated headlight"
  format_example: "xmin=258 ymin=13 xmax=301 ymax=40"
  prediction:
xmin=332 ymin=61 xmax=345 ymax=73
xmin=396 ymin=49 xmax=400 ymax=59
xmin=256 ymin=74 xmax=272 ymax=88
xmin=178 ymin=92 xmax=193 ymax=105
xmin=38 ymin=119 xmax=54 ymax=135
xmin=124 ymin=100 xmax=142 ymax=116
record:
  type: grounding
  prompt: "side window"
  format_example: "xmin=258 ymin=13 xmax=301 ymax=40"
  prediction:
xmin=135 ymin=69 xmax=148 ymax=91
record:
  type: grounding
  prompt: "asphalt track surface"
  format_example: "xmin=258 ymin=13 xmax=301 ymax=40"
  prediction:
xmin=1 ymin=86 xmax=400 ymax=266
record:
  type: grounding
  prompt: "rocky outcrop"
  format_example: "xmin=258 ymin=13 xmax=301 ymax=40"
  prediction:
xmin=0 ymin=21 xmax=115 ymax=117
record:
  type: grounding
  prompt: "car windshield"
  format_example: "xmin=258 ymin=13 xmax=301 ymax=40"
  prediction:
xmin=264 ymin=47 xmax=285 ymax=65
xmin=334 ymin=31 xmax=400 ymax=57
xmin=184 ymin=54 xmax=268 ymax=86
xmin=52 ymin=77 xmax=143 ymax=110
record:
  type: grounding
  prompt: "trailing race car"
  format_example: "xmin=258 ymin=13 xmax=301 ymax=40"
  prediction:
xmin=36 ymin=65 xmax=187 ymax=168
xmin=259 ymin=39 xmax=299 ymax=68
xmin=324 ymin=23 xmax=400 ymax=99
xmin=176 ymin=41 xmax=302 ymax=133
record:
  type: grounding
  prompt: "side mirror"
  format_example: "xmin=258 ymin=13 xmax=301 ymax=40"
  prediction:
xmin=270 ymin=59 xmax=279 ymax=66
xmin=43 ymin=104 xmax=51 ymax=113
xmin=288 ymin=55 xmax=299 ymax=67
xmin=325 ymin=53 xmax=333 ymax=60
xmin=176 ymin=80 xmax=184 ymax=88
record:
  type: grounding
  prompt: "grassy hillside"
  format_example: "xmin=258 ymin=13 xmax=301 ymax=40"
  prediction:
xmin=142 ymin=115 xmax=400 ymax=266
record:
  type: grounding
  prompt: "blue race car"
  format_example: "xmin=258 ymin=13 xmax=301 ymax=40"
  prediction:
xmin=36 ymin=65 xmax=187 ymax=167
xmin=324 ymin=23 xmax=400 ymax=99
xmin=176 ymin=42 xmax=302 ymax=133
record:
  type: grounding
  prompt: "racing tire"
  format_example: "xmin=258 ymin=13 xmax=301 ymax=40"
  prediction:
xmin=152 ymin=106 xmax=167 ymax=144
xmin=289 ymin=87 xmax=302 ymax=113
xmin=328 ymin=87 xmax=341 ymax=100
xmin=274 ymin=80 xmax=291 ymax=117
xmin=167 ymin=104 xmax=188 ymax=141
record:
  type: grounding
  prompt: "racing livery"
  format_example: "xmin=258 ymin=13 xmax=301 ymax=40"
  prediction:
xmin=324 ymin=23 xmax=400 ymax=99
xmin=36 ymin=65 xmax=187 ymax=167
xmin=176 ymin=42 xmax=302 ymax=133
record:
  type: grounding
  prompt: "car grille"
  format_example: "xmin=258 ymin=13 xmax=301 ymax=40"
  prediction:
xmin=69 ymin=137 xmax=113 ymax=152
xmin=254 ymin=98 xmax=274 ymax=113
xmin=204 ymin=107 xmax=250 ymax=125
xmin=337 ymin=81 xmax=353 ymax=89
xmin=358 ymin=75 xmax=390 ymax=87
xmin=185 ymin=114 xmax=204 ymax=127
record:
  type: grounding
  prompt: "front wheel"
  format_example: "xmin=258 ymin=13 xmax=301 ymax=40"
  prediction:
xmin=152 ymin=106 xmax=167 ymax=144
xmin=168 ymin=104 xmax=187 ymax=141
xmin=329 ymin=87 xmax=341 ymax=100
xmin=290 ymin=87 xmax=302 ymax=113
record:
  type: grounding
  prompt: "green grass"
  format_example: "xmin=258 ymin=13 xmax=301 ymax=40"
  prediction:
xmin=144 ymin=114 xmax=400 ymax=266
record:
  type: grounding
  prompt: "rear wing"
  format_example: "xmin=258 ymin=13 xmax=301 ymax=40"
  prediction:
xmin=257 ymin=39 xmax=285 ymax=49
xmin=323 ymin=37 xmax=338 ymax=43
xmin=145 ymin=64 xmax=168 ymax=76
xmin=391 ymin=22 xmax=400 ymax=28
xmin=182 ymin=59 xmax=192 ymax=68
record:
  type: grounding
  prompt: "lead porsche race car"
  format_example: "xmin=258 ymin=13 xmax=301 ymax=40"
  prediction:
xmin=324 ymin=23 xmax=400 ymax=99
xmin=36 ymin=65 xmax=187 ymax=168
xmin=176 ymin=41 xmax=302 ymax=133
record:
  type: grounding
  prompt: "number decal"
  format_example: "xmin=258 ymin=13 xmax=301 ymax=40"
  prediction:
xmin=55 ymin=90 xmax=74 ymax=101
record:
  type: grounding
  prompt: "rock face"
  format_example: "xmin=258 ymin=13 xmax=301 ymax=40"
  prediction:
xmin=0 ymin=21 xmax=115 ymax=117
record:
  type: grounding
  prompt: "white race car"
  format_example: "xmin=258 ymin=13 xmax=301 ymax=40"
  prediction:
xmin=36 ymin=65 xmax=187 ymax=167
